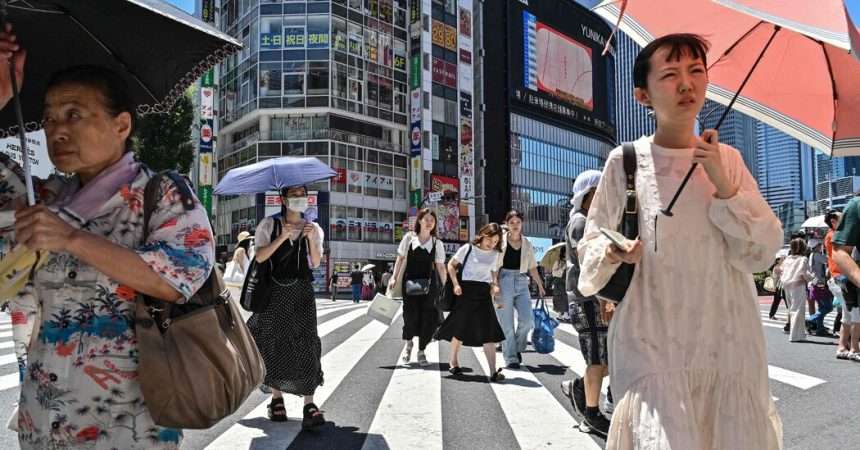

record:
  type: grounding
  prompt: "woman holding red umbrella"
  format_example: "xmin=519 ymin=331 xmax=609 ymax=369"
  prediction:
xmin=578 ymin=34 xmax=783 ymax=449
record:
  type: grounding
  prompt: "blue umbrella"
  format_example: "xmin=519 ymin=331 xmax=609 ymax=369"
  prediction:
xmin=214 ymin=157 xmax=337 ymax=195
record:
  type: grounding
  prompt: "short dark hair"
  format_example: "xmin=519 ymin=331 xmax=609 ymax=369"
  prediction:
xmin=789 ymin=238 xmax=807 ymax=256
xmin=472 ymin=222 xmax=503 ymax=251
xmin=504 ymin=209 xmax=524 ymax=223
xmin=415 ymin=208 xmax=438 ymax=236
xmin=280 ymin=186 xmax=308 ymax=196
xmin=633 ymin=33 xmax=710 ymax=90
xmin=47 ymin=65 xmax=136 ymax=152
xmin=826 ymin=211 xmax=841 ymax=230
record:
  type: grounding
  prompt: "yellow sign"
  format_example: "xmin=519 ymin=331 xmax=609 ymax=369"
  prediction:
xmin=444 ymin=25 xmax=457 ymax=51
xmin=432 ymin=20 xmax=445 ymax=47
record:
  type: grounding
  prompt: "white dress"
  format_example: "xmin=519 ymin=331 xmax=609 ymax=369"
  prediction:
xmin=578 ymin=136 xmax=784 ymax=450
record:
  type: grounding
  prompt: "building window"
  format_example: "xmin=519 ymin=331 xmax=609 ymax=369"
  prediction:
xmin=307 ymin=15 xmax=330 ymax=49
xmin=348 ymin=22 xmax=363 ymax=56
xmin=284 ymin=72 xmax=305 ymax=96
xmin=333 ymin=16 xmax=347 ymax=52
xmin=308 ymin=63 xmax=329 ymax=96
xmin=259 ymin=67 xmax=282 ymax=97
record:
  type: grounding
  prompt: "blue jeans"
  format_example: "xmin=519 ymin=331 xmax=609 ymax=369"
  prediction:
xmin=807 ymin=296 xmax=834 ymax=330
xmin=496 ymin=269 xmax=534 ymax=365
xmin=352 ymin=284 xmax=361 ymax=302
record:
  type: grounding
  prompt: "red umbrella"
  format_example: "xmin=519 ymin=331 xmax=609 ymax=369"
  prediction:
xmin=594 ymin=0 xmax=860 ymax=214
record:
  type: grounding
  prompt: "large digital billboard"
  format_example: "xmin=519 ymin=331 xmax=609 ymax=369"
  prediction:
xmin=508 ymin=0 xmax=615 ymax=140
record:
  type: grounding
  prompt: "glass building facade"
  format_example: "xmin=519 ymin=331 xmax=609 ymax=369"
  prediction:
xmin=756 ymin=122 xmax=815 ymax=239
xmin=509 ymin=114 xmax=611 ymax=239
xmin=700 ymin=100 xmax=758 ymax=176
xmin=613 ymin=32 xmax=655 ymax=143
xmin=215 ymin=0 xmax=413 ymax=288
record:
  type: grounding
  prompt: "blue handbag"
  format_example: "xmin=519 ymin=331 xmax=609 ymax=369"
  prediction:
xmin=532 ymin=299 xmax=559 ymax=354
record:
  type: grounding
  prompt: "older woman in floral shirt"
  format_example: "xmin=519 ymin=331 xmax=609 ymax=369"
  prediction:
xmin=0 ymin=35 xmax=213 ymax=449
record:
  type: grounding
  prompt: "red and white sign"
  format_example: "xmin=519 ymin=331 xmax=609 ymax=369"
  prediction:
xmin=200 ymin=87 xmax=215 ymax=119
xmin=200 ymin=123 xmax=213 ymax=143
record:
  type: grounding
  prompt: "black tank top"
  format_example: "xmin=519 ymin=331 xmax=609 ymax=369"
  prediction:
xmin=503 ymin=244 xmax=521 ymax=270
xmin=405 ymin=240 xmax=435 ymax=281
xmin=269 ymin=217 xmax=314 ymax=281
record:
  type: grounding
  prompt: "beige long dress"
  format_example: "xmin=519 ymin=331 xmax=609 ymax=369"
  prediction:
xmin=578 ymin=136 xmax=784 ymax=450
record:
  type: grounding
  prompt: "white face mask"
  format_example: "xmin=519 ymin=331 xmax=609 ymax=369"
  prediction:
xmin=286 ymin=197 xmax=309 ymax=212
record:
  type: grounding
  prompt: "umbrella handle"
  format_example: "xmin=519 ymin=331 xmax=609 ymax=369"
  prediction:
xmin=8 ymin=55 xmax=34 ymax=206
xmin=0 ymin=2 xmax=35 ymax=206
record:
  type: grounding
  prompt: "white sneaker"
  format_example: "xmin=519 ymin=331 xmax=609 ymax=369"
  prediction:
xmin=402 ymin=344 xmax=413 ymax=364
xmin=849 ymin=352 xmax=860 ymax=362
xmin=836 ymin=350 xmax=851 ymax=360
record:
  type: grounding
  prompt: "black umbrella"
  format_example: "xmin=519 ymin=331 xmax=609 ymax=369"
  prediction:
xmin=0 ymin=0 xmax=241 ymax=203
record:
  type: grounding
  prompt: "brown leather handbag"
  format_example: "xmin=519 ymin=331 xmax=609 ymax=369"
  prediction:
xmin=135 ymin=171 xmax=265 ymax=429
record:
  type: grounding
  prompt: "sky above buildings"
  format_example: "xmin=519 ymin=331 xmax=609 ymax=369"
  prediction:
xmin=167 ymin=0 xmax=194 ymax=14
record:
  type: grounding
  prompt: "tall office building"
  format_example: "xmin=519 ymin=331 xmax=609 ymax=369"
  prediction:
xmin=814 ymin=152 xmax=860 ymax=212
xmin=756 ymin=122 xmax=815 ymax=239
xmin=480 ymin=0 xmax=616 ymax=242
xmin=406 ymin=0 xmax=478 ymax=254
xmin=214 ymin=0 xmax=415 ymax=291
xmin=699 ymin=100 xmax=758 ymax=175
xmin=613 ymin=32 xmax=655 ymax=143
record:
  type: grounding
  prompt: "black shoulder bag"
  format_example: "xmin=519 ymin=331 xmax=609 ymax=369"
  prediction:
xmin=404 ymin=237 xmax=437 ymax=296
xmin=239 ymin=218 xmax=282 ymax=313
xmin=437 ymin=244 xmax=472 ymax=312
xmin=597 ymin=143 xmax=638 ymax=303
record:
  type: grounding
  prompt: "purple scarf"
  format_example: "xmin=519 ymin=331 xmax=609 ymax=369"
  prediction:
xmin=59 ymin=152 xmax=140 ymax=221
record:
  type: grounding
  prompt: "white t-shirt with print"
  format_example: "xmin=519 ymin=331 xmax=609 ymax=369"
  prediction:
xmin=452 ymin=244 xmax=499 ymax=283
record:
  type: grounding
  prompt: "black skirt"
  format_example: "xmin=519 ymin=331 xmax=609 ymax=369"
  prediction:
xmin=434 ymin=281 xmax=505 ymax=347
xmin=247 ymin=278 xmax=324 ymax=396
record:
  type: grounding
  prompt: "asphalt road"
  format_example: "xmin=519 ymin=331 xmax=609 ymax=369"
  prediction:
xmin=0 ymin=297 xmax=855 ymax=450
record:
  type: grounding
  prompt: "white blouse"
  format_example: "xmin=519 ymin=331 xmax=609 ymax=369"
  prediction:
xmin=396 ymin=232 xmax=446 ymax=263
xmin=453 ymin=244 xmax=499 ymax=284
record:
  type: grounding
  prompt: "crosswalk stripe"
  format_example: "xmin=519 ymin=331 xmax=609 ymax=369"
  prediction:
xmin=317 ymin=306 xmax=370 ymax=337
xmin=472 ymin=348 xmax=603 ymax=449
xmin=363 ymin=342 xmax=443 ymax=450
xmin=0 ymin=324 xmax=11 ymax=331
xmin=0 ymin=331 xmax=11 ymax=339
xmin=316 ymin=302 xmax=366 ymax=319
xmin=0 ymin=371 xmax=18 ymax=391
xmin=0 ymin=353 xmax=17 ymax=367
xmin=206 ymin=310 xmax=399 ymax=449
xmin=0 ymin=341 xmax=12 ymax=350
xmin=316 ymin=301 xmax=365 ymax=311
xmin=767 ymin=365 xmax=826 ymax=390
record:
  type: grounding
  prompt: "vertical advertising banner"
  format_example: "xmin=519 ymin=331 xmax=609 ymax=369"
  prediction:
xmin=201 ymin=0 xmax=215 ymax=23
xmin=199 ymin=1 xmax=216 ymax=217
xmin=458 ymin=0 xmax=475 ymax=206
xmin=198 ymin=118 xmax=214 ymax=215
xmin=431 ymin=175 xmax=460 ymax=241
xmin=200 ymin=87 xmax=215 ymax=120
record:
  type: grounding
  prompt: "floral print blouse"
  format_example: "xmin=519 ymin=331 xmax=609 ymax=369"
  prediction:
xmin=0 ymin=153 xmax=214 ymax=449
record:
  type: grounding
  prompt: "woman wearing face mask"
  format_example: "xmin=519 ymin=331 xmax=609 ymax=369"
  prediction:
xmin=247 ymin=186 xmax=326 ymax=429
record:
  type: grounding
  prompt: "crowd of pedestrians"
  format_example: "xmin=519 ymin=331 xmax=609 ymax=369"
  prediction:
xmin=2 ymin=29 xmax=839 ymax=450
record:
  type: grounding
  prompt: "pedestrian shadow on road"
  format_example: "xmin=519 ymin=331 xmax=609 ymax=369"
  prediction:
xmin=524 ymin=364 xmax=568 ymax=376
xmin=436 ymin=363 xmax=543 ymax=387
xmin=290 ymin=423 xmax=390 ymax=450
xmin=239 ymin=417 xmax=391 ymax=450
xmin=793 ymin=339 xmax=837 ymax=346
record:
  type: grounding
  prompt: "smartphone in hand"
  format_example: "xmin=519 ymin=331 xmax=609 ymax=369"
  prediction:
xmin=600 ymin=227 xmax=633 ymax=252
